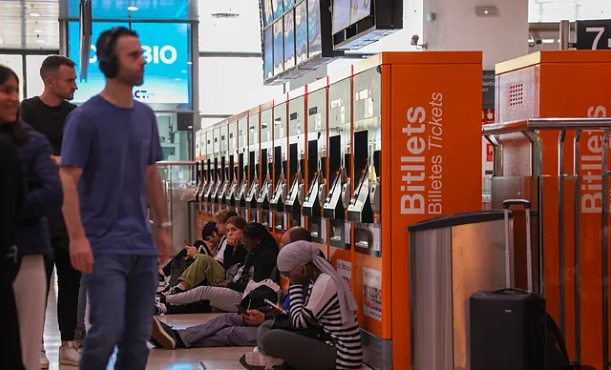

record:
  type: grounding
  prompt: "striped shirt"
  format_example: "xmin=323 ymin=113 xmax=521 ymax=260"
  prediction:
xmin=289 ymin=273 xmax=364 ymax=369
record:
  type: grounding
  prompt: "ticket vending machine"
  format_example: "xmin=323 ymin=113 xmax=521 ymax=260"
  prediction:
xmin=210 ymin=125 xmax=223 ymax=214
xmin=303 ymin=81 xmax=328 ymax=254
xmin=218 ymin=121 xmax=231 ymax=207
xmin=226 ymin=116 xmax=239 ymax=212
xmin=233 ymin=113 xmax=250 ymax=220
xmin=270 ymin=99 xmax=289 ymax=234
xmin=258 ymin=103 xmax=274 ymax=229
xmin=323 ymin=72 xmax=353 ymax=279
xmin=203 ymin=128 xmax=215 ymax=218
xmin=285 ymin=90 xmax=307 ymax=228
xmin=245 ymin=107 xmax=261 ymax=223
xmin=194 ymin=130 xmax=205 ymax=232
xmin=492 ymin=50 xmax=611 ymax=370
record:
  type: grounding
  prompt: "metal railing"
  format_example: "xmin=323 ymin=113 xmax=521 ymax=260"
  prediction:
xmin=483 ymin=117 xmax=611 ymax=367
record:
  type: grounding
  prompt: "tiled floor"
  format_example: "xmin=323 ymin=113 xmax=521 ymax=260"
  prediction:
xmin=43 ymin=275 xmax=373 ymax=370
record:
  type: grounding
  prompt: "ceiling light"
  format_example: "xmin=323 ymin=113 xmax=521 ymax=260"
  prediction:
xmin=127 ymin=6 xmax=138 ymax=11
xmin=29 ymin=12 xmax=41 ymax=17
xmin=211 ymin=12 xmax=240 ymax=18
xmin=36 ymin=39 xmax=46 ymax=43
xmin=33 ymin=29 xmax=43 ymax=33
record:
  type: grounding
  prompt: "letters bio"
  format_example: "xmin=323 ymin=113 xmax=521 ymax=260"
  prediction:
xmin=89 ymin=44 xmax=178 ymax=65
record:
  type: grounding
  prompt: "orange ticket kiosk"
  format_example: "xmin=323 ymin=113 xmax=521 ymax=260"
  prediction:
xmin=493 ymin=50 xmax=611 ymax=370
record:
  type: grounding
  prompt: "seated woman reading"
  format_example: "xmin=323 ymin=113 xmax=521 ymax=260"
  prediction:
xmin=240 ymin=241 xmax=363 ymax=370
xmin=156 ymin=222 xmax=279 ymax=314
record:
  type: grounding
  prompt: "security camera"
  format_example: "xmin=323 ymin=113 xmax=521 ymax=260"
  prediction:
xmin=411 ymin=35 xmax=419 ymax=46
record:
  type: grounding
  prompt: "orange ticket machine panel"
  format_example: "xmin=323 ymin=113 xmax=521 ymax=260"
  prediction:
xmin=304 ymin=81 xmax=329 ymax=257
xmin=271 ymin=100 xmax=289 ymax=234
xmin=285 ymin=89 xmax=307 ymax=229
xmin=258 ymin=103 xmax=275 ymax=229
xmin=246 ymin=107 xmax=262 ymax=223
xmin=235 ymin=113 xmax=250 ymax=220
xmin=495 ymin=50 xmax=611 ymax=370
xmin=324 ymin=72 xmax=354 ymax=292
xmin=336 ymin=52 xmax=482 ymax=370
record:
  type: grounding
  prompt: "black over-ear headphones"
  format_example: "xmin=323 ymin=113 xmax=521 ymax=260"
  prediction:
xmin=98 ymin=27 xmax=128 ymax=79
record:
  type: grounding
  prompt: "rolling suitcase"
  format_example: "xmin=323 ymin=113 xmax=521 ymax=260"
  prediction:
xmin=470 ymin=199 xmax=547 ymax=370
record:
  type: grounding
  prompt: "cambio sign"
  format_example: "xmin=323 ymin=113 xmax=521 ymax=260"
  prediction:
xmin=68 ymin=21 xmax=190 ymax=105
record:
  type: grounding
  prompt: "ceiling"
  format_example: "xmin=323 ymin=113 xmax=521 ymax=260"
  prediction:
xmin=0 ymin=0 xmax=61 ymax=50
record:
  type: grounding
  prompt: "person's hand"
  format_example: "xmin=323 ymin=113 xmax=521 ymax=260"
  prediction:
xmin=156 ymin=228 xmax=172 ymax=265
xmin=269 ymin=301 xmax=285 ymax=315
xmin=290 ymin=265 xmax=309 ymax=284
xmin=70 ymin=236 xmax=94 ymax=274
xmin=51 ymin=155 xmax=61 ymax=166
xmin=186 ymin=246 xmax=198 ymax=258
xmin=244 ymin=310 xmax=266 ymax=326
xmin=215 ymin=279 xmax=228 ymax=288
xmin=227 ymin=234 xmax=241 ymax=246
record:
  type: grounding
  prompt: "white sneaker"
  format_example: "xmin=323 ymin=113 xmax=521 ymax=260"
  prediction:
xmin=40 ymin=349 xmax=50 ymax=369
xmin=59 ymin=344 xmax=81 ymax=366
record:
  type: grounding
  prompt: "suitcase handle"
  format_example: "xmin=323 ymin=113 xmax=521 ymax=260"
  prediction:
xmin=493 ymin=288 xmax=529 ymax=295
xmin=503 ymin=199 xmax=533 ymax=292
xmin=503 ymin=199 xmax=531 ymax=209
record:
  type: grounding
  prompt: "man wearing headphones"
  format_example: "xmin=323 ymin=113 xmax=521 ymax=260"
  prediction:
xmin=59 ymin=27 xmax=172 ymax=370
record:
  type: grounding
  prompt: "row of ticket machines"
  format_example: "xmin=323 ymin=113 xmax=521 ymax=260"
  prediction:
xmin=191 ymin=51 xmax=486 ymax=370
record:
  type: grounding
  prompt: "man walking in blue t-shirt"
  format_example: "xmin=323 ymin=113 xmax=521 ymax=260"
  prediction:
xmin=59 ymin=26 xmax=172 ymax=370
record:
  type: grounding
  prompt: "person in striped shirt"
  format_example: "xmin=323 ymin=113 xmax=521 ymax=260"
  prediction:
xmin=240 ymin=241 xmax=363 ymax=370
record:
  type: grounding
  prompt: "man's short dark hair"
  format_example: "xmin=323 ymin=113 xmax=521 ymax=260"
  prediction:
xmin=202 ymin=222 xmax=218 ymax=240
xmin=288 ymin=227 xmax=312 ymax=243
xmin=40 ymin=55 xmax=76 ymax=79
xmin=96 ymin=27 xmax=139 ymax=61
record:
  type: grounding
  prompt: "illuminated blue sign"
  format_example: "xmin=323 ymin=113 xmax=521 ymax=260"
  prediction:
xmin=68 ymin=21 xmax=191 ymax=105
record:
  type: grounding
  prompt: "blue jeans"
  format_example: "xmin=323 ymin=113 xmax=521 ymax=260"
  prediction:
xmin=80 ymin=254 xmax=157 ymax=370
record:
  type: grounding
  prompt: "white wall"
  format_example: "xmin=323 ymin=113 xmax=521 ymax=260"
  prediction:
xmin=422 ymin=0 xmax=529 ymax=69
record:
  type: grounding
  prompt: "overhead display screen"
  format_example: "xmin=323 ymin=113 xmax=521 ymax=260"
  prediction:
xmin=308 ymin=0 xmax=322 ymax=57
xmin=295 ymin=1 xmax=308 ymax=64
xmin=332 ymin=0 xmax=352 ymax=34
xmin=68 ymin=21 xmax=191 ymax=104
xmin=273 ymin=21 xmax=285 ymax=75
xmin=350 ymin=0 xmax=371 ymax=25
xmin=262 ymin=0 xmax=274 ymax=26
xmin=264 ymin=27 xmax=274 ymax=79
xmin=272 ymin=0 xmax=284 ymax=20
xmin=284 ymin=10 xmax=296 ymax=70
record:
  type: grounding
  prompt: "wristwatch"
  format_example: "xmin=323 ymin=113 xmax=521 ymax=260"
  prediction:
xmin=156 ymin=221 xmax=172 ymax=229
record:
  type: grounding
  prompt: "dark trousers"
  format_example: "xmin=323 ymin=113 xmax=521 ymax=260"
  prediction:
xmin=1 ymin=252 xmax=25 ymax=370
xmin=45 ymin=231 xmax=81 ymax=341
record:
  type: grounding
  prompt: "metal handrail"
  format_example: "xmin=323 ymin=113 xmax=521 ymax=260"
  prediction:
xmin=482 ymin=118 xmax=611 ymax=135
xmin=157 ymin=161 xmax=198 ymax=166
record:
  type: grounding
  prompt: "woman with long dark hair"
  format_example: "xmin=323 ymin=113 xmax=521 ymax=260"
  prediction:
xmin=0 ymin=65 xmax=63 ymax=370
xmin=156 ymin=221 xmax=279 ymax=314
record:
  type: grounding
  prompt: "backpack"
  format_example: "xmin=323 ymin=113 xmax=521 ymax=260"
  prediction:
xmin=546 ymin=313 xmax=570 ymax=370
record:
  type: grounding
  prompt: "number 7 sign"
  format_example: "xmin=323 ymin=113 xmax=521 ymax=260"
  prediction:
xmin=576 ymin=20 xmax=611 ymax=50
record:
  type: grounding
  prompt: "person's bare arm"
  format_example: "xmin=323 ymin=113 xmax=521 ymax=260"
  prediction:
xmin=60 ymin=166 xmax=85 ymax=239
xmin=60 ymin=165 xmax=93 ymax=273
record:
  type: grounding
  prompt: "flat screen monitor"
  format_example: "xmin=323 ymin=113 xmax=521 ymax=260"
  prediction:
xmin=295 ymin=1 xmax=308 ymax=65
xmin=284 ymin=10 xmax=296 ymax=70
xmin=332 ymin=0 xmax=351 ymax=34
xmin=350 ymin=0 xmax=371 ymax=25
xmin=264 ymin=27 xmax=274 ymax=79
xmin=272 ymin=0 xmax=284 ymax=20
xmin=283 ymin=0 xmax=295 ymax=10
xmin=307 ymin=0 xmax=322 ymax=57
xmin=273 ymin=21 xmax=285 ymax=75
xmin=262 ymin=0 xmax=274 ymax=26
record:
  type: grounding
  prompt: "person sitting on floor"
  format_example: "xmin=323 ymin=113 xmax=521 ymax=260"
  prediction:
xmin=158 ymin=216 xmax=249 ymax=304
xmin=240 ymin=240 xmax=363 ymax=370
xmin=148 ymin=226 xmax=312 ymax=350
xmin=159 ymin=222 xmax=222 ymax=285
xmin=155 ymin=222 xmax=279 ymax=314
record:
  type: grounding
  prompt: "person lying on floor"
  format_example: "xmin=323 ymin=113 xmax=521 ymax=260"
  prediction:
xmin=149 ymin=226 xmax=313 ymax=349
xmin=158 ymin=222 xmax=221 ymax=284
xmin=240 ymin=240 xmax=363 ymax=370
xmin=155 ymin=222 xmax=279 ymax=314
xmin=158 ymin=216 xmax=248 ymax=296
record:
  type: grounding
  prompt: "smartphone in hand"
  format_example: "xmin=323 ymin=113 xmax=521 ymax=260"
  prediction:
xmin=264 ymin=298 xmax=287 ymax=315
